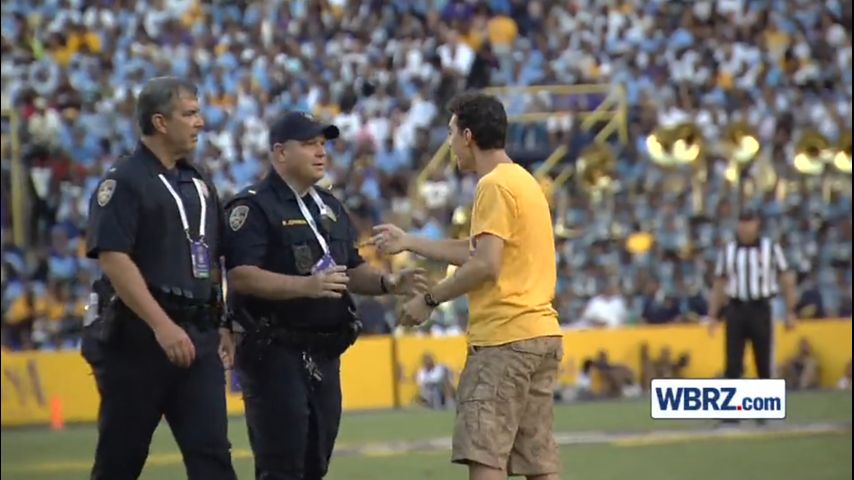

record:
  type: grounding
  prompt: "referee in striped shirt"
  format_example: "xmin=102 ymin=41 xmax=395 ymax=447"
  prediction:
xmin=708 ymin=209 xmax=798 ymax=382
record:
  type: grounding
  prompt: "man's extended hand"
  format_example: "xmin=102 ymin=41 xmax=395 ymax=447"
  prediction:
xmin=218 ymin=328 xmax=236 ymax=370
xmin=399 ymin=295 xmax=434 ymax=327
xmin=386 ymin=268 xmax=429 ymax=295
xmin=371 ymin=224 xmax=410 ymax=255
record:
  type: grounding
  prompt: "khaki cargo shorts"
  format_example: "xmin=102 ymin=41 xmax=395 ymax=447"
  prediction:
xmin=451 ymin=336 xmax=563 ymax=476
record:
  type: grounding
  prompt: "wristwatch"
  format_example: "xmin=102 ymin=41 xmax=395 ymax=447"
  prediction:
xmin=423 ymin=292 xmax=440 ymax=308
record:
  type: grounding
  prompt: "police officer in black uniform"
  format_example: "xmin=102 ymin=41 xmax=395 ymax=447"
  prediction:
xmin=222 ymin=111 xmax=426 ymax=480
xmin=82 ymin=77 xmax=237 ymax=480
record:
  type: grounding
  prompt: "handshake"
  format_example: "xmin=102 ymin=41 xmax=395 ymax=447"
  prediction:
xmin=303 ymin=265 xmax=430 ymax=299
xmin=366 ymin=224 xmax=442 ymax=328
xmin=304 ymin=223 xmax=431 ymax=301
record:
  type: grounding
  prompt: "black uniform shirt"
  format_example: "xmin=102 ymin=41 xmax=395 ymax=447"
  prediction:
xmin=223 ymin=169 xmax=364 ymax=329
xmin=86 ymin=142 xmax=224 ymax=302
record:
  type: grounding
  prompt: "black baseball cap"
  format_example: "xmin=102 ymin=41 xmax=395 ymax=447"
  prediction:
xmin=738 ymin=208 xmax=760 ymax=221
xmin=268 ymin=111 xmax=340 ymax=150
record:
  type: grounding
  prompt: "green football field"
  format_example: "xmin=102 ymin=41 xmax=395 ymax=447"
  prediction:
xmin=2 ymin=390 xmax=851 ymax=480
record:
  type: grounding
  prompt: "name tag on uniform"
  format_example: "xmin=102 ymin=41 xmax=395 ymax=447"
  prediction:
xmin=158 ymin=174 xmax=211 ymax=280
xmin=190 ymin=240 xmax=211 ymax=278
xmin=311 ymin=253 xmax=337 ymax=275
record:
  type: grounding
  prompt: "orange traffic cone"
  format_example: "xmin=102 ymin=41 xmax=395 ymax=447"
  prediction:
xmin=50 ymin=396 xmax=65 ymax=431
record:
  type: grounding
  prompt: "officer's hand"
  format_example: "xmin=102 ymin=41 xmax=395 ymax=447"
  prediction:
xmin=387 ymin=268 xmax=430 ymax=295
xmin=218 ymin=328 xmax=236 ymax=370
xmin=306 ymin=265 xmax=350 ymax=298
xmin=370 ymin=224 xmax=410 ymax=255
xmin=154 ymin=321 xmax=196 ymax=367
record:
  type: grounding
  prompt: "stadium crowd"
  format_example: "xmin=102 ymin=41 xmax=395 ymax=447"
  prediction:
xmin=1 ymin=0 xmax=852 ymax=350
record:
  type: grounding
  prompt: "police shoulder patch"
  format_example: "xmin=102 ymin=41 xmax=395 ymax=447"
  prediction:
xmin=229 ymin=205 xmax=250 ymax=231
xmin=97 ymin=179 xmax=116 ymax=207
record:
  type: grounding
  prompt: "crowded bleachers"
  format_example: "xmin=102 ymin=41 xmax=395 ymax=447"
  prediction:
xmin=1 ymin=0 xmax=851 ymax=350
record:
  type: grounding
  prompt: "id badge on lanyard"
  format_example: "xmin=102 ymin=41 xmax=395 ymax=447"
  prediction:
xmin=159 ymin=175 xmax=211 ymax=279
xmin=291 ymin=185 xmax=336 ymax=274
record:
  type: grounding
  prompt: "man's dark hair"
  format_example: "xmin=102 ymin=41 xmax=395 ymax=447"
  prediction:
xmin=136 ymin=77 xmax=198 ymax=136
xmin=447 ymin=92 xmax=507 ymax=150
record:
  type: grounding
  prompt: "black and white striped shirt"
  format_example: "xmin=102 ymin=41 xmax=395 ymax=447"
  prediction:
xmin=715 ymin=237 xmax=789 ymax=301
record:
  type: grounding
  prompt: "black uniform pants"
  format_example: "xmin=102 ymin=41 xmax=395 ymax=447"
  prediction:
xmin=724 ymin=300 xmax=774 ymax=380
xmin=81 ymin=316 xmax=236 ymax=480
xmin=236 ymin=340 xmax=342 ymax=480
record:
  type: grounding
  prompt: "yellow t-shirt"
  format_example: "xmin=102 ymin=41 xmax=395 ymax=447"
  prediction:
xmin=467 ymin=163 xmax=562 ymax=346
xmin=314 ymin=103 xmax=341 ymax=123
xmin=462 ymin=29 xmax=486 ymax=52
xmin=5 ymin=295 xmax=47 ymax=325
xmin=487 ymin=16 xmax=518 ymax=48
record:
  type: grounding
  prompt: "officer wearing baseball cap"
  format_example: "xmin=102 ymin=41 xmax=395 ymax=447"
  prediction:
xmin=220 ymin=111 xmax=426 ymax=478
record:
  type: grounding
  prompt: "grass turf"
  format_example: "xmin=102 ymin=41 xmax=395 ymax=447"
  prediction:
xmin=1 ymin=390 xmax=850 ymax=480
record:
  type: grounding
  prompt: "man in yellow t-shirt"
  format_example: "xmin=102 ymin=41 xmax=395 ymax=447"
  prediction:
xmin=371 ymin=92 xmax=562 ymax=480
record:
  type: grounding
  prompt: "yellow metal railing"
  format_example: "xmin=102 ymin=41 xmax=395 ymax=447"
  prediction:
xmin=483 ymin=83 xmax=628 ymax=144
xmin=1 ymin=109 xmax=26 ymax=246
xmin=411 ymin=84 xmax=628 ymax=204
xmin=483 ymin=83 xmax=618 ymax=97
xmin=408 ymin=142 xmax=450 ymax=211
xmin=534 ymin=145 xmax=568 ymax=179
xmin=553 ymin=160 xmax=575 ymax=188
xmin=413 ymin=142 xmax=450 ymax=191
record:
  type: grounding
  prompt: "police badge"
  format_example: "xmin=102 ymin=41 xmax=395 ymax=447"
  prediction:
xmin=324 ymin=209 xmax=337 ymax=223
xmin=293 ymin=244 xmax=315 ymax=274
xmin=229 ymin=205 xmax=249 ymax=231
xmin=320 ymin=216 xmax=334 ymax=235
xmin=97 ymin=179 xmax=116 ymax=207
xmin=320 ymin=206 xmax=337 ymax=233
